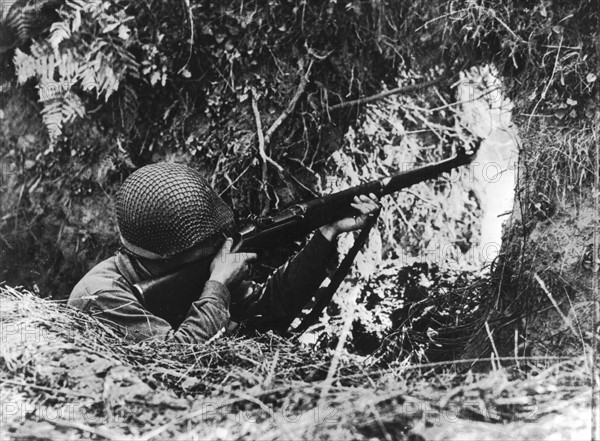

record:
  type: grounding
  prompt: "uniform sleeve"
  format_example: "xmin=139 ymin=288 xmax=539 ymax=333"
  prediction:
xmin=230 ymin=230 xmax=335 ymax=330
xmin=75 ymin=280 xmax=231 ymax=343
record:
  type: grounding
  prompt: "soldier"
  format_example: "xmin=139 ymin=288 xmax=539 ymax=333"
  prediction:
xmin=69 ymin=163 xmax=379 ymax=342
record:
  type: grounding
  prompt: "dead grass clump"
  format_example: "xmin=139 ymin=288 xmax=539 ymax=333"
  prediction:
xmin=1 ymin=285 xmax=594 ymax=440
xmin=331 ymin=262 xmax=495 ymax=364
xmin=492 ymin=116 xmax=599 ymax=359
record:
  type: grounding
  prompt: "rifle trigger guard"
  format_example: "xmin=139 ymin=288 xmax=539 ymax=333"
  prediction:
xmin=289 ymin=204 xmax=306 ymax=215
xmin=255 ymin=216 xmax=274 ymax=227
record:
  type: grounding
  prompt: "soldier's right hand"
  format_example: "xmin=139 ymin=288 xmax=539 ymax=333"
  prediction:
xmin=209 ymin=238 xmax=257 ymax=289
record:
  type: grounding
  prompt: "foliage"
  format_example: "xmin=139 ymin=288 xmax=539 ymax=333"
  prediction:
xmin=0 ymin=0 xmax=598 ymax=359
xmin=4 ymin=0 xmax=597 ymax=213
xmin=12 ymin=0 xmax=139 ymax=145
xmin=1 ymin=0 xmax=415 ymax=294
xmin=3 ymin=0 xmax=598 ymax=196
xmin=0 ymin=0 xmax=60 ymax=51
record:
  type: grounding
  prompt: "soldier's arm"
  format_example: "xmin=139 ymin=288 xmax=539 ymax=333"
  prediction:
xmin=69 ymin=281 xmax=231 ymax=343
xmin=229 ymin=194 xmax=380 ymax=329
xmin=229 ymin=229 xmax=336 ymax=328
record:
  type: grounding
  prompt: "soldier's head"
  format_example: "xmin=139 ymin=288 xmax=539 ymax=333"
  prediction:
xmin=116 ymin=163 xmax=235 ymax=267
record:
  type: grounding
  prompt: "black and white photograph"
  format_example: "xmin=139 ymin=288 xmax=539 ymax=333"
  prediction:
xmin=0 ymin=0 xmax=598 ymax=439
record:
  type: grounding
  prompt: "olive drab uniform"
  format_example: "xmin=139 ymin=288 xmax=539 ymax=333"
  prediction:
xmin=68 ymin=163 xmax=335 ymax=342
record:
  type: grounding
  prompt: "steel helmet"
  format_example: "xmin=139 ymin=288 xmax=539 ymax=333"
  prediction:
xmin=116 ymin=163 xmax=235 ymax=259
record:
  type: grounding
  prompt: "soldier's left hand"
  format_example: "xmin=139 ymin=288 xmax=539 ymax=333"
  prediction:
xmin=319 ymin=193 xmax=380 ymax=240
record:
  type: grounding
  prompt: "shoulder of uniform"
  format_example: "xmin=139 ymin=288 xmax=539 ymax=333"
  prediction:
xmin=68 ymin=256 xmax=132 ymax=306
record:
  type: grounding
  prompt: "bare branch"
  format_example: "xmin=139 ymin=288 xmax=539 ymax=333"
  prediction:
xmin=251 ymin=88 xmax=284 ymax=174
xmin=328 ymin=76 xmax=450 ymax=111
xmin=264 ymin=59 xmax=313 ymax=146
xmin=251 ymin=87 xmax=269 ymax=210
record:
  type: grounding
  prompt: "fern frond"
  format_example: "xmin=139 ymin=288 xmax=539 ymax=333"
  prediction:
xmin=10 ymin=0 xmax=141 ymax=145
xmin=62 ymin=92 xmax=85 ymax=122
xmin=40 ymin=92 xmax=86 ymax=145
xmin=96 ymin=64 xmax=120 ymax=100
xmin=1 ymin=0 xmax=59 ymax=44
xmin=49 ymin=21 xmax=71 ymax=51
xmin=65 ymin=0 xmax=89 ymax=12
xmin=41 ymin=99 xmax=64 ymax=143
xmin=118 ymin=83 xmax=138 ymax=130
xmin=116 ymin=46 xmax=140 ymax=79
xmin=13 ymin=48 xmax=35 ymax=83
xmin=57 ymin=49 xmax=79 ymax=82
xmin=3 ymin=6 xmax=22 ymax=35
xmin=79 ymin=66 xmax=97 ymax=93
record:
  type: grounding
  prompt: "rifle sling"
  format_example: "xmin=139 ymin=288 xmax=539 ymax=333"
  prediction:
xmin=290 ymin=212 xmax=379 ymax=335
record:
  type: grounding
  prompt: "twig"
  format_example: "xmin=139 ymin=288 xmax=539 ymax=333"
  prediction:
xmin=533 ymin=273 xmax=580 ymax=340
xmin=329 ymin=76 xmax=450 ymax=111
xmin=251 ymin=87 xmax=276 ymax=210
xmin=485 ymin=321 xmax=502 ymax=370
xmin=319 ymin=287 xmax=359 ymax=401
xmin=528 ymin=36 xmax=562 ymax=131
xmin=490 ymin=12 xmax=523 ymax=42
xmin=0 ymin=377 xmax=97 ymax=399
xmin=592 ymin=83 xmax=600 ymax=440
xmin=367 ymin=403 xmax=394 ymax=441
xmin=415 ymin=9 xmax=467 ymax=32
xmin=218 ymin=163 xmax=251 ymax=196
xmin=534 ymin=273 xmax=592 ymax=374
xmin=263 ymin=350 xmax=279 ymax=388
xmin=428 ymin=87 xmax=501 ymax=112
xmin=42 ymin=418 xmax=126 ymax=440
xmin=179 ymin=0 xmax=194 ymax=73
xmin=250 ymin=60 xmax=317 ymax=211
xmin=138 ymin=396 xmax=238 ymax=440
xmin=396 ymin=87 xmax=501 ymax=118
xmin=514 ymin=329 xmax=521 ymax=369
xmin=250 ymin=89 xmax=284 ymax=176
xmin=264 ymin=59 xmax=313 ymax=145
xmin=403 ymin=188 xmax=437 ymax=207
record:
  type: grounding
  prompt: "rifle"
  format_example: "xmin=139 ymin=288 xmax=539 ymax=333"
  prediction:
xmin=133 ymin=148 xmax=477 ymax=313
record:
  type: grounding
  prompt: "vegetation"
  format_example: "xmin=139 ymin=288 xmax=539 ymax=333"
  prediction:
xmin=1 ymin=0 xmax=597 ymax=286
xmin=0 ymin=286 xmax=593 ymax=439
xmin=0 ymin=0 xmax=598 ymax=437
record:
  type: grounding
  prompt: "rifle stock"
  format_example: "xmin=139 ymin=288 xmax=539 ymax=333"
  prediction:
xmin=134 ymin=151 xmax=476 ymax=298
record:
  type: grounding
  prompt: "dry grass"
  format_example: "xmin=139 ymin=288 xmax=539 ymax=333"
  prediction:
xmin=0 ymin=285 xmax=593 ymax=440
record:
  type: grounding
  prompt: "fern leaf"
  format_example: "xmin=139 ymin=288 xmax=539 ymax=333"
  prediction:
xmin=71 ymin=9 xmax=82 ymax=33
xmin=40 ymin=92 xmax=86 ymax=145
xmin=79 ymin=66 xmax=97 ymax=93
xmin=57 ymin=50 xmax=78 ymax=82
xmin=34 ymin=47 xmax=57 ymax=83
xmin=3 ymin=6 xmax=22 ymax=36
xmin=117 ymin=46 xmax=140 ymax=79
xmin=41 ymin=99 xmax=64 ymax=143
xmin=49 ymin=21 xmax=71 ymax=51
xmin=118 ymin=83 xmax=138 ymax=130
xmin=13 ymin=48 xmax=35 ymax=83
xmin=65 ymin=0 xmax=88 ymax=12
xmin=38 ymin=79 xmax=61 ymax=102
xmin=62 ymin=92 xmax=85 ymax=123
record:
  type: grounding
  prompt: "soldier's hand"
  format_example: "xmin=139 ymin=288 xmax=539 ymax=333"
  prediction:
xmin=319 ymin=193 xmax=380 ymax=241
xmin=209 ymin=238 xmax=257 ymax=289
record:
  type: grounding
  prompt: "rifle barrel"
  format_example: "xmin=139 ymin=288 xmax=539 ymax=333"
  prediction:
xmin=380 ymin=152 xmax=474 ymax=196
xmin=233 ymin=152 xmax=475 ymax=251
